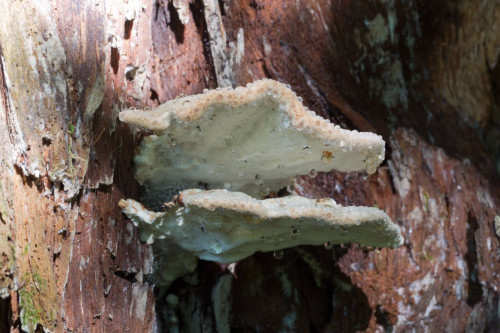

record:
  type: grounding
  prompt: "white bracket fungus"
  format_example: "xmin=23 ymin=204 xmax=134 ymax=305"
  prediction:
xmin=119 ymin=79 xmax=403 ymax=286
xmin=119 ymin=79 xmax=386 ymax=197
xmin=120 ymin=189 xmax=402 ymax=263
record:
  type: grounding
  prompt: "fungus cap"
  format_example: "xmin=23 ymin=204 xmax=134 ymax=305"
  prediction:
xmin=119 ymin=189 xmax=403 ymax=264
xmin=119 ymin=79 xmax=386 ymax=195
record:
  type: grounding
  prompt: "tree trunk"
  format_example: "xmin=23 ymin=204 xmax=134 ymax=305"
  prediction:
xmin=0 ymin=0 xmax=499 ymax=332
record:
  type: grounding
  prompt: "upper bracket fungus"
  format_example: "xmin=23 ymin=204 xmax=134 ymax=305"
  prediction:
xmin=119 ymin=79 xmax=385 ymax=197
xmin=119 ymin=79 xmax=403 ymax=286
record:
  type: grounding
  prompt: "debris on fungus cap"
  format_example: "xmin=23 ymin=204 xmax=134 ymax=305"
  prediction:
xmin=119 ymin=79 xmax=386 ymax=196
xmin=119 ymin=189 xmax=403 ymax=265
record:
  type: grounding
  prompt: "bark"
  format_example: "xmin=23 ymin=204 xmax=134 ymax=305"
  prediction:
xmin=0 ymin=0 xmax=499 ymax=332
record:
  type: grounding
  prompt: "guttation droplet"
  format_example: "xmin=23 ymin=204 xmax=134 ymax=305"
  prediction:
xmin=303 ymin=145 xmax=312 ymax=154
xmin=191 ymin=125 xmax=202 ymax=138
xmin=340 ymin=226 xmax=348 ymax=235
xmin=238 ymin=159 xmax=247 ymax=170
xmin=309 ymin=169 xmax=317 ymax=178
xmin=224 ymin=135 xmax=234 ymax=147
xmin=273 ymin=249 xmax=284 ymax=260
xmin=324 ymin=241 xmax=333 ymax=250
xmin=259 ymin=186 xmax=270 ymax=197
xmin=290 ymin=226 xmax=300 ymax=239
xmin=209 ymin=240 xmax=223 ymax=254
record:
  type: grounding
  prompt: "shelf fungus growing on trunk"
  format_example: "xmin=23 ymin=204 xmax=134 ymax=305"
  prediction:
xmin=118 ymin=79 xmax=403 ymax=286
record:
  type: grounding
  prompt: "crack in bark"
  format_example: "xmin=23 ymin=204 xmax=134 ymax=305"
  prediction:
xmin=113 ymin=270 xmax=138 ymax=283
xmin=166 ymin=1 xmax=186 ymax=44
xmin=465 ymin=214 xmax=481 ymax=307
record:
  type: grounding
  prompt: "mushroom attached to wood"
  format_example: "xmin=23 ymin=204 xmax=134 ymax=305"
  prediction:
xmin=119 ymin=79 xmax=385 ymax=197
xmin=119 ymin=79 xmax=403 ymax=286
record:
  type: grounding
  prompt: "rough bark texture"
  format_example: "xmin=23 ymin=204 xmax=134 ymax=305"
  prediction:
xmin=0 ymin=0 xmax=499 ymax=332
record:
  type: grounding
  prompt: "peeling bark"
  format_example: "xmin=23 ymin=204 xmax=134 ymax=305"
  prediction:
xmin=0 ymin=0 xmax=499 ymax=332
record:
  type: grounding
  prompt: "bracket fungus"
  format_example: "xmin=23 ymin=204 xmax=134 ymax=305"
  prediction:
xmin=119 ymin=79 xmax=403 ymax=286
xmin=119 ymin=79 xmax=385 ymax=196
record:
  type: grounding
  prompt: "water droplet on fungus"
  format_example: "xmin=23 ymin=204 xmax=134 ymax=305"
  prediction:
xmin=290 ymin=226 xmax=300 ymax=239
xmin=309 ymin=169 xmax=318 ymax=178
xmin=259 ymin=186 xmax=271 ymax=197
xmin=272 ymin=235 xmax=284 ymax=246
xmin=224 ymin=135 xmax=234 ymax=147
xmin=324 ymin=241 xmax=333 ymax=249
xmin=273 ymin=249 xmax=284 ymax=260
xmin=254 ymin=179 xmax=264 ymax=187
xmin=238 ymin=159 xmax=247 ymax=170
xmin=209 ymin=240 xmax=222 ymax=254
xmin=191 ymin=125 xmax=202 ymax=138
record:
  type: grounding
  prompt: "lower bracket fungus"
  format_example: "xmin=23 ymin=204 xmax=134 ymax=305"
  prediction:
xmin=119 ymin=79 xmax=403 ymax=286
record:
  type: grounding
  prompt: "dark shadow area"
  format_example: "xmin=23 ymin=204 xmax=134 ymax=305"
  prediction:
xmin=465 ymin=214 xmax=481 ymax=307
xmin=13 ymin=165 xmax=43 ymax=192
xmin=190 ymin=0 xmax=217 ymax=86
xmin=491 ymin=59 xmax=500 ymax=110
xmin=218 ymin=0 xmax=226 ymax=16
xmin=484 ymin=57 xmax=500 ymax=174
xmin=166 ymin=2 xmax=185 ymax=44
xmin=0 ymin=295 xmax=10 ymax=332
xmin=110 ymin=47 xmax=119 ymax=75
xmin=486 ymin=291 xmax=500 ymax=332
xmin=113 ymin=270 xmax=138 ymax=283
xmin=328 ymin=245 xmax=371 ymax=332
xmin=124 ymin=19 xmax=134 ymax=39
xmin=228 ymin=246 xmax=371 ymax=332
xmin=330 ymin=275 xmax=372 ymax=332
xmin=375 ymin=304 xmax=396 ymax=332
xmin=150 ymin=88 xmax=160 ymax=104
xmin=154 ymin=260 xmax=222 ymax=333
xmin=230 ymin=251 xmax=305 ymax=332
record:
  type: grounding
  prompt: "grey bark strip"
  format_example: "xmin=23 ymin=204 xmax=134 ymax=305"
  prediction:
xmin=202 ymin=0 xmax=236 ymax=88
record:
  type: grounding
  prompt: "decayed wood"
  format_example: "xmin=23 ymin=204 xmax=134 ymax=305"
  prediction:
xmin=0 ymin=0 xmax=499 ymax=332
xmin=0 ymin=0 xmax=155 ymax=331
